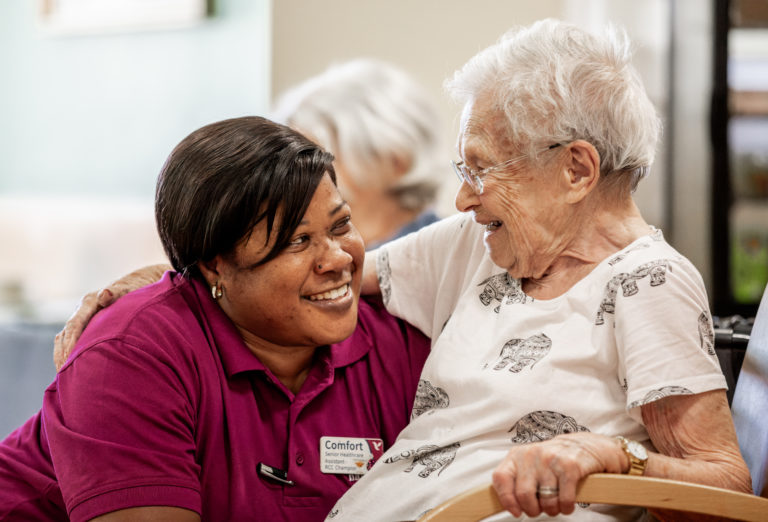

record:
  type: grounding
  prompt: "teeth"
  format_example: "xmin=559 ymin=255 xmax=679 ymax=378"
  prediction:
xmin=308 ymin=283 xmax=349 ymax=301
xmin=486 ymin=221 xmax=502 ymax=231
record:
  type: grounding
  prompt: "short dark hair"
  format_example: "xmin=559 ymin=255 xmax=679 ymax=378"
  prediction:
xmin=155 ymin=116 xmax=336 ymax=279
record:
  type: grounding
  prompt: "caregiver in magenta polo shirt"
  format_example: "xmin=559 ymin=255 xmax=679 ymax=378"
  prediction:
xmin=0 ymin=116 xmax=429 ymax=521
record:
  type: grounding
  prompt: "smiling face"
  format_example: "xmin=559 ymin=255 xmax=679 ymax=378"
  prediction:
xmin=205 ymin=174 xmax=364 ymax=351
xmin=454 ymin=98 xmax=572 ymax=279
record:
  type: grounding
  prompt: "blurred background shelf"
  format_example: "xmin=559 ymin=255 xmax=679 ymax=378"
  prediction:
xmin=730 ymin=0 xmax=768 ymax=27
xmin=712 ymin=0 xmax=768 ymax=317
xmin=730 ymin=90 xmax=768 ymax=115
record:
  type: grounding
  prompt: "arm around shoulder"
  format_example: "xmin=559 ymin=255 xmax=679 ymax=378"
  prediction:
xmin=53 ymin=263 xmax=172 ymax=369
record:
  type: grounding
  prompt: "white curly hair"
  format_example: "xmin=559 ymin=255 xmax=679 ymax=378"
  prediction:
xmin=445 ymin=19 xmax=661 ymax=191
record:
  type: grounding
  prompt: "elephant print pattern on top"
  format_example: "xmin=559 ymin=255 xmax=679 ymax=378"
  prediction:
xmin=607 ymin=242 xmax=651 ymax=266
xmin=377 ymin=249 xmax=392 ymax=306
xmin=509 ymin=411 xmax=590 ymax=444
xmin=478 ymin=273 xmax=531 ymax=313
xmin=494 ymin=334 xmax=552 ymax=373
xmin=627 ymin=386 xmax=693 ymax=410
xmin=606 ymin=230 xmax=663 ymax=266
xmin=384 ymin=442 xmax=460 ymax=478
xmin=411 ymin=380 xmax=450 ymax=419
xmin=650 ymin=227 xmax=664 ymax=241
xmin=698 ymin=311 xmax=716 ymax=356
xmin=596 ymin=259 xmax=670 ymax=325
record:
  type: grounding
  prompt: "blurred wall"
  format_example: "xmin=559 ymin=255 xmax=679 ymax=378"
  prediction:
xmin=0 ymin=0 xmax=272 ymax=438
xmin=0 ymin=0 xmax=271 ymax=322
xmin=670 ymin=0 xmax=715 ymax=296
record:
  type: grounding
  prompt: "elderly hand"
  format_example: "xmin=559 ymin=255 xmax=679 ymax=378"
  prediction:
xmin=492 ymin=432 xmax=628 ymax=518
xmin=53 ymin=263 xmax=171 ymax=370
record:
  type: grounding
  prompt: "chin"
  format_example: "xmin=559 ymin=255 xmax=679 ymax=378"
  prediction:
xmin=322 ymin=311 xmax=359 ymax=345
xmin=488 ymin=249 xmax=515 ymax=273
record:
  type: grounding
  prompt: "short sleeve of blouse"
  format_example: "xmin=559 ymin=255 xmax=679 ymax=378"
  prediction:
xmin=376 ymin=214 xmax=484 ymax=339
xmin=612 ymin=254 xmax=726 ymax=422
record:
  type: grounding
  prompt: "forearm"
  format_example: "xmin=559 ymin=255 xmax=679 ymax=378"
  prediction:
xmin=644 ymin=450 xmax=752 ymax=522
xmin=645 ymin=449 xmax=752 ymax=493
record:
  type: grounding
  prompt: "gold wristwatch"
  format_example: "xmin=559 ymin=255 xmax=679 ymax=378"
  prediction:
xmin=616 ymin=436 xmax=648 ymax=475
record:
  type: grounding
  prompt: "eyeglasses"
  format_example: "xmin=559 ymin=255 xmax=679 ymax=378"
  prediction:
xmin=452 ymin=143 xmax=562 ymax=194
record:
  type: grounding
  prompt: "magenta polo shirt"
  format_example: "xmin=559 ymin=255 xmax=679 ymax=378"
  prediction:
xmin=0 ymin=412 xmax=65 ymax=519
xmin=0 ymin=272 xmax=429 ymax=521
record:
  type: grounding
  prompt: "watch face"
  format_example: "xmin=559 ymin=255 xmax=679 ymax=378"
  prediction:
xmin=627 ymin=440 xmax=648 ymax=460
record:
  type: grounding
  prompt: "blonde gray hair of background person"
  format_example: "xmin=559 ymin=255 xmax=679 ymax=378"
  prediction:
xmin=272 ymin=59 xmax=445 ymax=245
xmin=446 ymin=19 xmax=661 ymax=193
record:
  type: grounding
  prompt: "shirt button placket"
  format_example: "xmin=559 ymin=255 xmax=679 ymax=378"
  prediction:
xmin=295 ymin=451 xmax=305 ymax=466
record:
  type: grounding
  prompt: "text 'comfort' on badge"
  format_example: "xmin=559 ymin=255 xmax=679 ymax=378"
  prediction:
xmin=319 ymin=436 xmax=384 ymax=475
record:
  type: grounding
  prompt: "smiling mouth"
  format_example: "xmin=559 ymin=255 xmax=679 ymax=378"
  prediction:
xmin=486 ymin=220 xmax=502 ymax=231
xmin=306 ymin=283 xmax=350 ymax=301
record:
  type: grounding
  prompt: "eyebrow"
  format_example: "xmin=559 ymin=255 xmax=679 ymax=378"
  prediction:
xmin=298 ymin=200 xmax=348 ymax=225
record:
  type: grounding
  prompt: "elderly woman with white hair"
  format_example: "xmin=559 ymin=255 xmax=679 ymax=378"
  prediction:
xmin=327 ymin=19 xmax=752 ymax=521
xmin=272 ymin=59 xmax=444 ymax=248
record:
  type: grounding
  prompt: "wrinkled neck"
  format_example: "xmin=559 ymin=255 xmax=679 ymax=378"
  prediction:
xmin=522 ymin=195 xmax=650 ymax=300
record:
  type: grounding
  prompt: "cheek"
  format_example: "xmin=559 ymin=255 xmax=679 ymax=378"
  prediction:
xmin=227 ymin=269 xmax=299 ymax=313
xmin=344 ymin=230 xmax=366 ymax=268
xmin=488 ymin=192 xmax=528 ymax=230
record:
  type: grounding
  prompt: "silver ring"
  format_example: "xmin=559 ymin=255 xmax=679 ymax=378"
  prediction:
xmin=536 ymin=486 xmax=559 ymax=498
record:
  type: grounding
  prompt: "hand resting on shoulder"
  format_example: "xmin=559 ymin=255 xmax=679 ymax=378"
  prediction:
xmin=53 ymin=263 xmax=171 ymax=369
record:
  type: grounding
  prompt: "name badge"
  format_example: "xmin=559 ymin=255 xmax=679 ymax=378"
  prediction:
xmin=319 ymin=436 xmax=384 ymax=475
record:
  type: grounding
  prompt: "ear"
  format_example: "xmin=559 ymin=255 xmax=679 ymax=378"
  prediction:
xmin=197 ymin=258 xmax=223 ymax=287
xmin=560 ymin=140 xmax=600 ymax=204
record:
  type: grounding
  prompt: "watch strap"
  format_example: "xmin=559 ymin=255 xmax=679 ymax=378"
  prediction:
xmin=616 ymin=435 xmax=647 ymax=476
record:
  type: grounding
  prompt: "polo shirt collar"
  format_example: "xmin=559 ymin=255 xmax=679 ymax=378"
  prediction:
xmin=327 ymin=298 xmax=376 ymax=368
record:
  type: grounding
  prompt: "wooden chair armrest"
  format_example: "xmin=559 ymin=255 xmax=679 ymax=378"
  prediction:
xmin=417 ymin=473 xmax=768 ymax=521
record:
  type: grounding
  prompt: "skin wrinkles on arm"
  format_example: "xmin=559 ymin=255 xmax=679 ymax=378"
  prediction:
xmin=53 ymin=263 xmax=171 ymax=369
xmin=642 ymin=391 xmax=751 ymax=491
xmin=641 ymin=390 xmax=753 ymax=522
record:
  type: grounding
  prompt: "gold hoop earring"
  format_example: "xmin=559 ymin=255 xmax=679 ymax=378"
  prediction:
xmin=211 ymin=282 xmax=223 ymax=300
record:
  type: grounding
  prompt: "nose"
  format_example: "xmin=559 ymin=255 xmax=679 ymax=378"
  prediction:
xmin=314 ymin=237 xmax=354 ymax=274
xmin=455 ymin=180 xmax=480 ymax=213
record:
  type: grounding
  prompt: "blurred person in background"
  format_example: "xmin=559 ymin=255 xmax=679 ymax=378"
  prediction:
xmin=272 ymin=58 xmax=446 ymax=249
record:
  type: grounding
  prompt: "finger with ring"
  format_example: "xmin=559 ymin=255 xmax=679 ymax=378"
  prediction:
xmin=536 ymin=486 xmax=559 ymax=499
